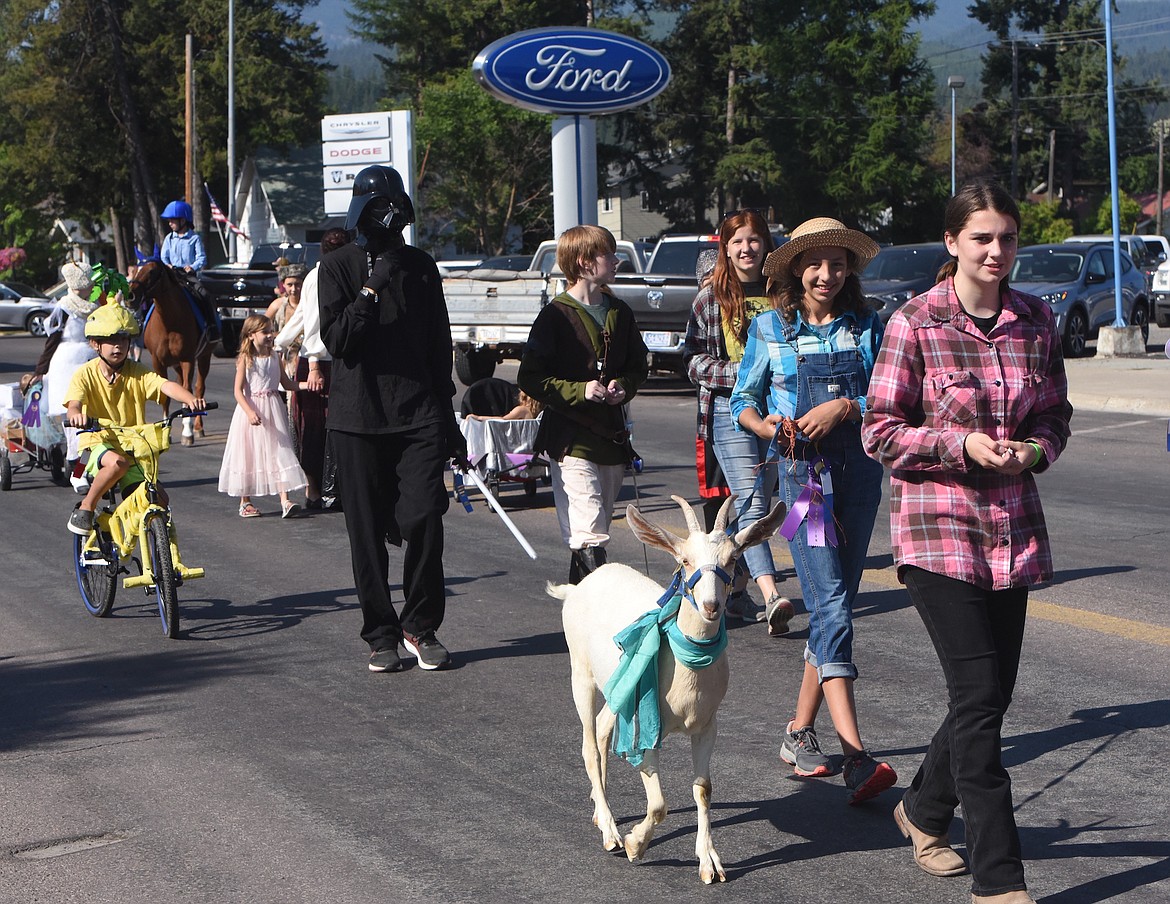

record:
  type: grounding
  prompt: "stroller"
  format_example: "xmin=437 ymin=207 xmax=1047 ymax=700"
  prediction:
xmin=457 ymin=378 xmax=549 ymax=502
xmin=0 ymin=379 xmax=67 ymax=490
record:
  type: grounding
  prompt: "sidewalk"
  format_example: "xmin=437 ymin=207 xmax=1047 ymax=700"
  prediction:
xmin=1066 ymin=339 xmax=1170 ymax=417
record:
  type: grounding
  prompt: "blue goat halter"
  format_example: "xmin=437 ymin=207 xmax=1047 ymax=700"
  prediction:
xmin=662 ymin=562 xmax=734 ymax=612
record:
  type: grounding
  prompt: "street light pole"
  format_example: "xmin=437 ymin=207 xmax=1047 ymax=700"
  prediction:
xmin=1104 ymin=0 xmax=1123 ymax=328
xmin=947 ymin=75 xmax=965 ymax=196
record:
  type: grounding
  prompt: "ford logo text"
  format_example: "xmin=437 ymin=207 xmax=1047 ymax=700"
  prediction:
xmin=473 ymin=27 xmax=671 ymax=115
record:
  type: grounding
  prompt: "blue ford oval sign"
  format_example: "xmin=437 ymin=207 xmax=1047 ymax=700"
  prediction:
xmin=473 ymin=27 xmax=671 ymax=115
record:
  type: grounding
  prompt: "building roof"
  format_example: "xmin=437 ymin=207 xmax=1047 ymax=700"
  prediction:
xmin=253 ymin=146 xmax=325 ymax=226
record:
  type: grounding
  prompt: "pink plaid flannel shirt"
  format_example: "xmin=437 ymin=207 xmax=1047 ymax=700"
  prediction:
xmin=862 ymin=279 xmax=1072 ymax=591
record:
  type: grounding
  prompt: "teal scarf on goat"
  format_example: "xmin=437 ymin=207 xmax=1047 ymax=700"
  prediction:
xmin=601 ymin=583 xmax=728 ymax=767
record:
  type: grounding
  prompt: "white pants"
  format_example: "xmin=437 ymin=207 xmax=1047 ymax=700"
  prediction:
xmin=550 ymin=455 xmax=625 ymax=550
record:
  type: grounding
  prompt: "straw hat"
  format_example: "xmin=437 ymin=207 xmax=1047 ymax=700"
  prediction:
xmin=762 ymin=217 xmax=880 ymax=278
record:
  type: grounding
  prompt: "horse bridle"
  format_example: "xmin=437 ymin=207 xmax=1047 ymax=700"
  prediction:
xmin=129 ymin=263 xmax=166 ymax=308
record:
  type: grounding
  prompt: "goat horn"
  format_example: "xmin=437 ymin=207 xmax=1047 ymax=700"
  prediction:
xmin=713 ymin=493 xmax=737 ymax=534
xmin=671 ymin=495 xmax=703 ymax=535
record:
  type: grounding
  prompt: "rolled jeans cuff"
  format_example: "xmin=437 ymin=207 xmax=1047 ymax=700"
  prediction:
xmin=804 ymin=645 xmax=859 ymax=682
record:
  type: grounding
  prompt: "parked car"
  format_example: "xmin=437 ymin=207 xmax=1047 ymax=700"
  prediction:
xmin=1011 ymin=242 xmax=1149 ymax=358
xmin=1136 ymin=235 xmax=1169 ymax=266
xmin=860 ymin=242 xmax=952 ymax=323
xmin=0 ymin=282 xmax=54 ymax=337
xmin=528 ymin=239 xmax=652 ymax=276
xmin=1066 ymin=234 xmax=1158 ymax=293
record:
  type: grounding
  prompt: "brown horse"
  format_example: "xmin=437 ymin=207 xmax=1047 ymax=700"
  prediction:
xmin=128 ymin=260 xmax=213 ymax=444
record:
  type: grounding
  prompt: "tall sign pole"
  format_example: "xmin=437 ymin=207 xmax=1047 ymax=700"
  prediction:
xmin=321 ymin=112 xmax=416 ymax=248
xmin=227 ymin=0 xmax=236 ymax=263
xmin=474 ymin=28 xmax=671 ymax=238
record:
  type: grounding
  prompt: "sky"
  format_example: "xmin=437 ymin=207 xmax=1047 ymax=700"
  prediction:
xmin=307 ymin=0 xmax=983 ymax=51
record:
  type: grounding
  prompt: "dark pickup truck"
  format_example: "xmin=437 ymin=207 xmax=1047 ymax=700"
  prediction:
xmin=200 ymin=243 xmax=318 ymax=355
xmin=607 ymin=234 xmax=720 ymax=377
xmin=608 ymin=230 xmax=791 ymax=376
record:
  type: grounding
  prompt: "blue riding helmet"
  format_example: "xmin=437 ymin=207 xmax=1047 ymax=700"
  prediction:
xmin=345 ymin=165 xmax=415 ymax=234
xmin=161 ymin=200 xmax=193 ymax=222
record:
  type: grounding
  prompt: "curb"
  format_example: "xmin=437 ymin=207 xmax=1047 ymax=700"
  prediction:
xmin=1068 ymin=393 xmax=1170 ymax=418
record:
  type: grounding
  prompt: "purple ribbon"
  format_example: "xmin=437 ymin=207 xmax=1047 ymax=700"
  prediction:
xmin=778 ymin=456 xmax=838 ymax=547
xmin=20 ymin=390 xmax=42 ymax=428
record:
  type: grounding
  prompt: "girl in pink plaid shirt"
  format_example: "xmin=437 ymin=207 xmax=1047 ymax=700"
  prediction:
xmin=863 ymin=180 xmax=1071 ymax=904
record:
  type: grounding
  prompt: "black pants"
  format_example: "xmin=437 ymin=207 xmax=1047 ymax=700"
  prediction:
xmin=902 ymin=566 xmax=1029 ymax=897
xmin=330 ymin=424 xmax=449 ymax=651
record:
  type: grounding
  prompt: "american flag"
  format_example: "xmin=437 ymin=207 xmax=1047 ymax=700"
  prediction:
xmin=204 ymin=183 xmax=248 ymax=240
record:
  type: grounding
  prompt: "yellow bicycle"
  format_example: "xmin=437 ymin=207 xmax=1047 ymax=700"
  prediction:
xmin=73 ymin=404 xmax=216 ymax=638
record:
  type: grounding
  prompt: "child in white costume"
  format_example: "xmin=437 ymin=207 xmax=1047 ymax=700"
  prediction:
xmin=41 ymin=262 xmax=100 ymax=481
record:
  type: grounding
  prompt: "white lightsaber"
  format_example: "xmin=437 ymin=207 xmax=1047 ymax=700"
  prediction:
xmin=459 ymin=466 xmax=538 ymax=560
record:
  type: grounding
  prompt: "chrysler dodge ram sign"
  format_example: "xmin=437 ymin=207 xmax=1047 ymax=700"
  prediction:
xmin=473 ymin=27 xmax=671 ymax=115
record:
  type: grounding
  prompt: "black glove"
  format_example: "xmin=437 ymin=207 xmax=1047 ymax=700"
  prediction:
xmin=445 ymin=416 xmax=470 ymax=469
xmin=364 ymin=251 xmax=399 ymax=295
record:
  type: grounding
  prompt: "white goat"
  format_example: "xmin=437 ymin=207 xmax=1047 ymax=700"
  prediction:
xmin=548 ymin=494 xmax=786 ymax=884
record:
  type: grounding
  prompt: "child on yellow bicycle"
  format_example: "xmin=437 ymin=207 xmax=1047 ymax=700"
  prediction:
xmin=63 ymin=303 xmax=204 ymax=535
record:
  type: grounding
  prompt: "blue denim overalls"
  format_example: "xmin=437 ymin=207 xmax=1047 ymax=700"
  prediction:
xmin=769 ymin=313 xmax=884 ymax=681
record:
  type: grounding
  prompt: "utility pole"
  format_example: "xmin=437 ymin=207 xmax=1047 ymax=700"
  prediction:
xmin=1047 ymin=129 xmax=1056 ymax=205
xmin=182 ymin=34 xmax=191 ymax=209
xmin=1010 ymin=39 xmax=1019 ymax=198
xmin=1158 ymin=121 xmax=1165 ymax=237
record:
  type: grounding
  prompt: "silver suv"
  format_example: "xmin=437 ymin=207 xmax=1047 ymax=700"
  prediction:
xmin=1011 ymin=243 xmax=1149 ymax=358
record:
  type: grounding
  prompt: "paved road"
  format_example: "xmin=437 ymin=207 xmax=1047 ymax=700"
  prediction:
xmin=0 ymin=332 xmax=1167 ymax=904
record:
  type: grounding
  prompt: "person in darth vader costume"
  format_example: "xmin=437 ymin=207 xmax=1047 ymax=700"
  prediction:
xmin=318 ymin=165 xmax=466 ymax=674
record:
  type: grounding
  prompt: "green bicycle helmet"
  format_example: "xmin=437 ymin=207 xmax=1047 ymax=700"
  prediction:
xmin=85 ymin=303 xmax=141 ymax=338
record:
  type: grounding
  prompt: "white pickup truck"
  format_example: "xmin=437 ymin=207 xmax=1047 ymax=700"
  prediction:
xmin=444 ymin=239 xmax=649 ymax=384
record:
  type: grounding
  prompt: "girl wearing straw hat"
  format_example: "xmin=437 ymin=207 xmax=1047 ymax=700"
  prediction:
xmin=730 ymin=217 xmax=895 ymax=804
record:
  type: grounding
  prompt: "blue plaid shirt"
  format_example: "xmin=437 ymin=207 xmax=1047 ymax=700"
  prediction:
xmin=730 ymin=307 xmax=884 ymax=428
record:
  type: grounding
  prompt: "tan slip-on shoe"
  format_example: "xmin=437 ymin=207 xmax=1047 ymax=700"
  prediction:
xmin=894 ymin=800 xmax=968 ymax=877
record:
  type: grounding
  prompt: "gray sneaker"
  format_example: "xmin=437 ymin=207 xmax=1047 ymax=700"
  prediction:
xmin=765 ymin=593 xmax=795 ymax=636
xmin=368 ymin=647 xmax=404 ymax=673
xmin=780 ymin=721 xmax=837 ymax=777
xmin=67 ymin=507 xmax=95 ymax=536
xmin=403 ymin=631 xmax=451 ymax=671
xmin=843 ymin=751 xmax=897 ymax=805
xmin=725 ymin=589 xmax=764 ymax=622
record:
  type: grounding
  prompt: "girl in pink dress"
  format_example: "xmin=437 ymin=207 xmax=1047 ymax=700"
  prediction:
xmin=218 ymin=314 xmax=306 ymax=518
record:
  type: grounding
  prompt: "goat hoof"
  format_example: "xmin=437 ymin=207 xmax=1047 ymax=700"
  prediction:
xmin=699 ymin=851 xmax=726 ymax=884
xmin=622 ymin=835 xmax=645 ymax=863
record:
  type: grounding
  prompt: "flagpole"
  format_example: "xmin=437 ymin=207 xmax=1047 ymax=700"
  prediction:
xmin=204 ymin=183 xmax=229 ymax=257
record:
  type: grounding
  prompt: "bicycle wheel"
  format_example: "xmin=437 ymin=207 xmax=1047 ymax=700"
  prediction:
xmin=146 ymin=515 xmax=179 ymax=639
xmin=74 ymin=531 xmax=117 ymax=617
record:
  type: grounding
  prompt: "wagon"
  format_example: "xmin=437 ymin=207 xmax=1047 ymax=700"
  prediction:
xmin=0 ymin=380 xmax=67 ymax=490
xmin=458 ymin=414 xmax=549 ymax=501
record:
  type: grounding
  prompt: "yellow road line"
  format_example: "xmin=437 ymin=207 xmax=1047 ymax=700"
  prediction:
xmin=483 ymin=501 xmax=1170 ymax=647
xmin=800 ymin=549 xmax=1170 ymax=648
